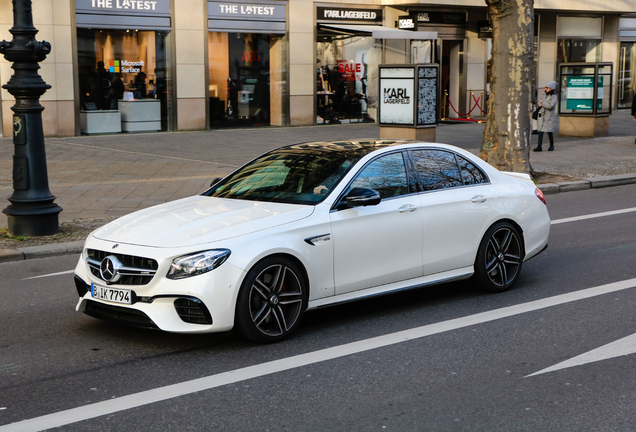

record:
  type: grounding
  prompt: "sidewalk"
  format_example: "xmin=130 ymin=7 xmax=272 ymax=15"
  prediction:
xmin=1 ymin=109 xmax=635 ymax=261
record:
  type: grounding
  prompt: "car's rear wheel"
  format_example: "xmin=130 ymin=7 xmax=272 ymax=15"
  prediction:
xmin=474 ymin=221 xmax=524 ymax=293
xmin=235 ymin=257 xmax=307 ymax=343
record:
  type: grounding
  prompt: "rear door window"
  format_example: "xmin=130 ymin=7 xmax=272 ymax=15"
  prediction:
xmin=411 ymin=149 xmax=463 ymax=191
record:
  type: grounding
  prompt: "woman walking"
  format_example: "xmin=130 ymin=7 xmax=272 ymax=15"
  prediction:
xmin=533 ymin=81 xmax=558 ymax=152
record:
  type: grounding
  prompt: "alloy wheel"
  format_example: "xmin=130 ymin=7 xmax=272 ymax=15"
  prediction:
xmin=484 ymin=227 xmax=522 ymax=288
xmin=248 ymin=264 xmax=304 ymax=337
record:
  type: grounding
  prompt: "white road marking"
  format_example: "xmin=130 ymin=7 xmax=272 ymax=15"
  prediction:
xmin=22 ymin=270 xmax=75 ymax=280
xmin=527 ymin=333 xmax=636 ymax=377
xmin=551 ymin=206 xmax=636 ymax=225
xmin=2 ymin=277 xmax=636 ymax=432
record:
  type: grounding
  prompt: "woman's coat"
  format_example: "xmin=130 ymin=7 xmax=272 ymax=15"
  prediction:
xmin=537 ymin=93 xmax=557 ymax=133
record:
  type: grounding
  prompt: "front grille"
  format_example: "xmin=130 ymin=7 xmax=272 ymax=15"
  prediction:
xmin=87 ymin=249 xmax=158 ymax=285
xmin=84 ymin=300 xmax=159 ymax=329
xmin=174 ymin=298 xmax=213 ymax=325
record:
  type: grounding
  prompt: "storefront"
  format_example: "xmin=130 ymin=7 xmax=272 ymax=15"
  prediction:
xmin=316 ymin=6 xmax=436 ymax=125
xmin=207 ymin=0 xmax=288 ymax=128
xmin=75 ymin=0 xmax=175 ymax=134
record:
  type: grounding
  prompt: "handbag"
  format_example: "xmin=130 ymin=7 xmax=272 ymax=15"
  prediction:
xmin=532 ymin=107 xmax=540 ymax=120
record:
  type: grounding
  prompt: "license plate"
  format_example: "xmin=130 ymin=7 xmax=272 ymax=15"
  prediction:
xmin=91 ymin=283 xmax=132 ymax=305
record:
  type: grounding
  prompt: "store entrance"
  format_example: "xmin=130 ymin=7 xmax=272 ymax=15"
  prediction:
xmin=315 ymin=30 xmax=379 ymax=125
xmin=439 ymin=39 xmax=465 ymax=120
xmin=208 ymin=32 xmax=287 ymax=129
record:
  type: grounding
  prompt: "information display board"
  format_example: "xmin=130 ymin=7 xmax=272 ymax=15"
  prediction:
xmin=559 ymin=62 xmax=612 ymax=116
xmin=565 ymin=76 xmax=603 ymax=110
xmin=379 ymin=64 xmax=438 ymax=128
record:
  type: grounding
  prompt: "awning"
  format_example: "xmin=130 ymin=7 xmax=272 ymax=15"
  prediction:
xmin=319 ymin=24 xmax=437 ymax=40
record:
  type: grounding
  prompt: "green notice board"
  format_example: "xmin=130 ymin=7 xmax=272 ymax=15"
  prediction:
xmin=565 ymin=76 xmax=603 ymax=110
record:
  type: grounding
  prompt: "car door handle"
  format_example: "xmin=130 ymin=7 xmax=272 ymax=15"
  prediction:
xmin=471 ymin=195 xmax=487 ymax=203
xmin=399 ymin=204 xmax=417 ymax=213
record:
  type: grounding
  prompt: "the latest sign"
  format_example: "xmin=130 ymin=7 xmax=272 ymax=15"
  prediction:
xmin=76 ymin=0 xmax=170 ymax=14
xmin=89 ymin=0 xmax=158 ymax=10
xmin=217 ymin=4 xmax=276 ymax=15
xmin=208 ymin=1 xmax=286 ymax=20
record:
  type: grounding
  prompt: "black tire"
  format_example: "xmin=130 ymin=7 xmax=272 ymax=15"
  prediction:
xmin=474 ymin=221 xmax=524 ymax=293
xmin=235 ymin=256 xmax=308 ymax=343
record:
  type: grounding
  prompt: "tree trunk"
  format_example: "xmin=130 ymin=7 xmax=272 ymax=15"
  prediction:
xmin=479 ymin=0 xmax=534 ymax=174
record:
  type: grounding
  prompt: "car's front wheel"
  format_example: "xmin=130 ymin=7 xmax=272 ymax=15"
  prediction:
xmin=474 ymin=221 xmax=524 ymax=293
xmin=235 ymin=257 xmax=307 ymax=343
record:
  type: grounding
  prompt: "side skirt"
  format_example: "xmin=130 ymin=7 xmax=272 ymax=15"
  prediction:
xmin=307 ymin=267 xmax=473 ymax=310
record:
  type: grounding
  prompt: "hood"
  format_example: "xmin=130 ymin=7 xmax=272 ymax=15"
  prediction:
xmin=93 ymin=196 xmax=315 ymax=248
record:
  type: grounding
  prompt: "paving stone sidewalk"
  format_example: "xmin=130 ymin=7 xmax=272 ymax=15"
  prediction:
xmin=1 ymin=109 xmax=635 ymax=261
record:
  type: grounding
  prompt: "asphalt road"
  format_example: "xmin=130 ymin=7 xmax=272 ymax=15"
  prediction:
xmin=1 ymin=184 xmax=636 ymax=431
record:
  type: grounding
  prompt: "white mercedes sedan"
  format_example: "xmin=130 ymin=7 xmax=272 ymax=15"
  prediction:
xmin=74 ymin=140 xmax=550 ymax=343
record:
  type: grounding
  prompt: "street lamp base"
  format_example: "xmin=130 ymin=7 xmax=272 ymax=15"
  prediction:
xmin=5 ymin=207 xmax=62 ymax=236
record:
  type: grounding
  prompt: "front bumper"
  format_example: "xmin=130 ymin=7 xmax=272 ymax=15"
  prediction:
xmin=74 ymin=240 xmax=246 ymax=334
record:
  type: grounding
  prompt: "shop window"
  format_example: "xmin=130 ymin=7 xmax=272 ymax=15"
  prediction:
xmin=77 ymin=28 xmax=173 ymax=132
xmin=410 ymin=40 xmax=434 ymax=64
xmin=208 ymin=32 xmax=287 ymax=129
xmin=316 ymin=34 xmax=380 ymax=125
xmin=557 ymin=39 xmax=601 ymax=64
xmin=556 ymin=16 xmax=602 ymax=67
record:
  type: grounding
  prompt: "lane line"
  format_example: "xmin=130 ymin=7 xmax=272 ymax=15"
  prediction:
xmin=526 ymin=332 xmax=636 ymax=377
xmin=551 ymin=207 xmax=636 ymax=225
xmin=2 ymin=277 xmax=636 ymax=432
xmin=22 ymin=270 xmax=75 ymax=280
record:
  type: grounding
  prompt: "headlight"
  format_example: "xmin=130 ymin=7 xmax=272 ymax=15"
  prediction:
xmin=167 ymin=249 xmax=231 ymax=280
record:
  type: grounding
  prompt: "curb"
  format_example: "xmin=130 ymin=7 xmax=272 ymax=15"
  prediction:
xmin=537 ymin=173 xmax=636 ymax=195
xmin=1 ymin=173 xmax=636 ymax=264
xmin=0 ymin=241 xmax=84 ymax=264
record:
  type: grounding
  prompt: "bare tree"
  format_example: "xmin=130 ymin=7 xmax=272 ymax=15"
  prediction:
xmin=479 ymin=0 xmax=534 ymax=174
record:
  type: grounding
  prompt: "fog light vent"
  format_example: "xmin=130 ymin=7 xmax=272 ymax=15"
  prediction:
xmin=174 ymin=298 xmax=212 ymax=325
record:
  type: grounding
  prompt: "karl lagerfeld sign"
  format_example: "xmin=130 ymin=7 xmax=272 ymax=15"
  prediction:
xmin=317 ymin=7 xmax=383 ymax=23
xmin=379 ymin=67 xmax=415 ymax=125
xmin=398 ymin=14 xmax=417 ymax=30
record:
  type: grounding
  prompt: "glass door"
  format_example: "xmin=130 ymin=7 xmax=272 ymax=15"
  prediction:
xmin=618 ymin=42 xmax=635 ymax=109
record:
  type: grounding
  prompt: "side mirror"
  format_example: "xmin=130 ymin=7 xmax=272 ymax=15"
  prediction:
xmin=345 ymin=187 xmax=381 ymax=207
xmin=210 ymin=177 xmax=223 ymax=187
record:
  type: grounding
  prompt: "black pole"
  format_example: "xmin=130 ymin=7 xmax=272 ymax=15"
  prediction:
xmin=0 ymin=0 xmax=62 ymax=236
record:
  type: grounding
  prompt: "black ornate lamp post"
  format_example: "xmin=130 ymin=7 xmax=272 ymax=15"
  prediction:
xmin=0 ymin=0 xmax=62 ymax=236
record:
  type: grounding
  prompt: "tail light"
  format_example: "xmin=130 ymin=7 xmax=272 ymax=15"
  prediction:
xmin=535 ymin=188 xmax=547 ymax=205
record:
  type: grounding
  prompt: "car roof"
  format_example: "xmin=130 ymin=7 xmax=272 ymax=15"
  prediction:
xmin=271 ymin=139 xmax=425 ymax=159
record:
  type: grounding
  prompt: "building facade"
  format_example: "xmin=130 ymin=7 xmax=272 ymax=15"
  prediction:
xmin=1 ymin=0 xmax=634 ymax=137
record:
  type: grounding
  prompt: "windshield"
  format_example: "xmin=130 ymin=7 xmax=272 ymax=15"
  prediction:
xmin=207 ymin=149 xmax=362 ymax=204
